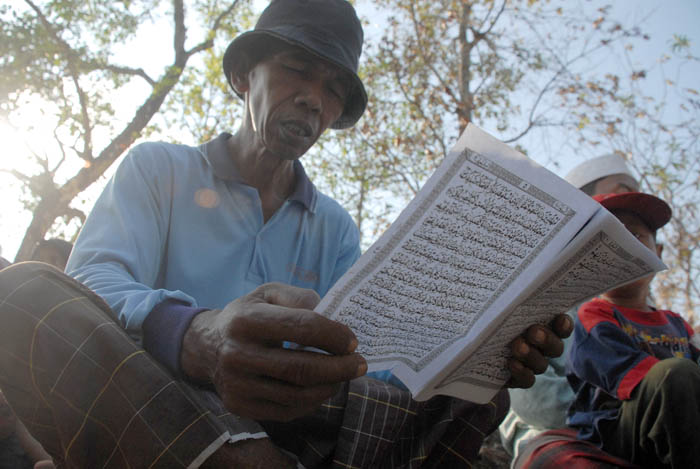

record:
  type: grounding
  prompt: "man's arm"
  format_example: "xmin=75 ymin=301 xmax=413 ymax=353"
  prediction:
xmin=66 ymin=144 xmax=196 ymax=336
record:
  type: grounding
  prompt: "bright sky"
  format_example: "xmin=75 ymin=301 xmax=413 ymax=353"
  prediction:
xmin=1 ymin=0 xmax=699 ymax=261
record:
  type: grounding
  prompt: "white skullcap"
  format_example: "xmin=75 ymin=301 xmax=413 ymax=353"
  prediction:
xmin=564 ymin=154 xmax=635 ymax=189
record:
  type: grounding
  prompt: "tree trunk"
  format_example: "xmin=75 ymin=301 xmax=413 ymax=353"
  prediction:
xmin=14 ymin=63 xmax=188 ymax=262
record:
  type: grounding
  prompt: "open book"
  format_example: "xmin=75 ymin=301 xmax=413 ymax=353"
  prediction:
xmin=315 ymin=124 xmax=666 ymax=404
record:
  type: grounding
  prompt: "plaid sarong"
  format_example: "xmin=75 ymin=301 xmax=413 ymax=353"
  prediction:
xmin=0 ymin=262 xmax=508 ymax=468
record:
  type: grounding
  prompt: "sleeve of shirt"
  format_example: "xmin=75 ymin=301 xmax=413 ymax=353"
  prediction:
xmin=66 ymin=143 xmax=198 ymax=342
xmin=141 ymin=300 xmax=207 ymax=376
xmin=568 ymin=301 xmax=659 ymax=400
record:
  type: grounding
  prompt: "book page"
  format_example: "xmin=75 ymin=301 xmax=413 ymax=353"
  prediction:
xmin=429 ymin=208 xmax=667 ymax=403
xmin=315 ymin=124 xmax=599 ymax=397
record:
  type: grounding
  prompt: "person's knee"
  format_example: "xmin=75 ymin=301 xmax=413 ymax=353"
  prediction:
xmin=646 ymin=357 xmax=700 ymax=391
xmin=0 ymin=261 xmax=63 ymax=285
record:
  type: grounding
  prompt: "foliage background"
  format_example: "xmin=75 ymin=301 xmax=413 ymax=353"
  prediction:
xmin=1 ymin=0 xmax=698 ymax=322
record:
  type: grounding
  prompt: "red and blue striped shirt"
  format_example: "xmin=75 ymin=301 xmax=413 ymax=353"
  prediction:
xmin=566 ymin=298 xmax=699 ymax=444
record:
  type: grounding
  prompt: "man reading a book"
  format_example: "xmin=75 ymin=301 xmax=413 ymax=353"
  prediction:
xmin=0 ymin=1 xmax=572 ymax=467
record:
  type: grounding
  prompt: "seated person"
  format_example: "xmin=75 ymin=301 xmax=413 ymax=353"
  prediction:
xmin=0 ymin=1 xmax=571 ymax=467
xmin=567 ymin=191 xmax=700 ymax=468
xmin=29 ymin=238 xmax=73 ymax=271
xmin=500 ymin=154 xmax=641 ymax=468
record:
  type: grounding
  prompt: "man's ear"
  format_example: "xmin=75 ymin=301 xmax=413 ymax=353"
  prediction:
xmin=230 ymin=69 xmax=250 ymax=95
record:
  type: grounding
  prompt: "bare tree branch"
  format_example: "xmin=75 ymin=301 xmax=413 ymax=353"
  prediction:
xmin=407 ymin=2 xmax=460 ymax=107
xmin=0 ymin=168 xmax=32 ymax=184
xmin=187 ymin=0 xmax=241 ymax=56
xmin=63 ymin=207 xmax=86 ymax=224
xmin=25 ymin=0 xmax=94 ymax=160
xmin=14 ymin=0 xmax=246 ymax=261
xmin=86 ymin=62 xmax=156 ymax=85
xmin=173 ymin=0 xmax=186 ymax=56
xmin=470 ymin=0 xmax=507 ymax=44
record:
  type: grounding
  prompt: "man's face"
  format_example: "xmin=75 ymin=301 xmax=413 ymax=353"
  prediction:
xmin=239 ymin=46 xmax=350 ymax=159
xmin=593 ymin=173 xmax=639 ymax=195
xmin=614 ymin=211 xmax=659 ymax=254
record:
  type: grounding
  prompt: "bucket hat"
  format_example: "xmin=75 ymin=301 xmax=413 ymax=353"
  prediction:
xmin=223 ymin=0 xmax=367 ymax=129
xmin=593 ymin=192 xmax=672 ymax=231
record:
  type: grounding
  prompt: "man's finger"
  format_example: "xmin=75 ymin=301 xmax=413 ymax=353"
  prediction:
xmin=551 ymin=313 xmax=573 ymax=339
xmin=525 ymin=325 xmax=564 ymax=358
xmin=220 ymin=342 xmax=366 ymax=386
xmin=510 ymin=337 xmax=548 ymax=375
xmin=506 ymin=359 xmax=535 ymax=389
xmin=227 ymin=303 xmax=359 ymax=355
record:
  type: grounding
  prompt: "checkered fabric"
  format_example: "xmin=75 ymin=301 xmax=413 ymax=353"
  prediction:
xmin=0 ymin=262 xmax=508 ymax=468
xmin=208 ymin=375 xmax=509 ymax=468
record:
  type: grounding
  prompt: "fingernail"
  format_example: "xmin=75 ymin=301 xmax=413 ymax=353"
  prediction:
xmin=348 ymin=338 xmax=358 ymax=353
xmin=518 ymin=342 xmax=529 ymax=355
xmin=564 ymin=315 xmax=573 ymax=329
xmin=356 ymin=360 xmax=367 ymax=377
xmin=535 ymin=329 xmax=546 ymax=344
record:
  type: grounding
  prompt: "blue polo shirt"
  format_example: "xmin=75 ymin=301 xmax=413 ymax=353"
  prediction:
xmin=67 ymin=133 xmax=361 ymax=374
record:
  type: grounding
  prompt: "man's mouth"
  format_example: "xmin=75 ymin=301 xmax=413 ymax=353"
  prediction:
xmin=282 ymin=121 xmax=313 ymax=138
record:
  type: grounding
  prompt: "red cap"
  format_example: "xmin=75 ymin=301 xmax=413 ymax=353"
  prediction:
xmin=593 ymin=192 xmax=672 ymax=231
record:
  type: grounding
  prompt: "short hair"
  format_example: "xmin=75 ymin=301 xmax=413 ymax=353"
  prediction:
xmin=31 ymin=238 xmax=73 ymax=262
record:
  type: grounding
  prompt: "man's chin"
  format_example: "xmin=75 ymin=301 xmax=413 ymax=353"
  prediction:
xmin=272 ymin=141 xmax=313 ymax=161
xmin=607 ymin=278 xmax=651 ymax=300
xmin=275 ymin=149 xmax=307 ymax=161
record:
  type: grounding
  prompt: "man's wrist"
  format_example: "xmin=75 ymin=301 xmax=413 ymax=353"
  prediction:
xmin=181 ymin=308 xmax=222 ymax=383
xmin=142 ymin=300 xmax=208 ymax=377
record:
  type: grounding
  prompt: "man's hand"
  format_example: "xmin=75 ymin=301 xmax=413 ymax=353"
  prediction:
xmin=506 ymin=313 xmax=573 ymax=388
xmin=181 ymin=283 xmax=367 ymax=422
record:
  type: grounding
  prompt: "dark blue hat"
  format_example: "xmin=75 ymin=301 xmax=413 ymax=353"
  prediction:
xmin=223 ymin=0 xmax=367 ymax=129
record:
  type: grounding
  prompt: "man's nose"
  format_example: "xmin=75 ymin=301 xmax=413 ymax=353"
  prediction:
xmin=294 ymin=79 xmax=323 ymax=113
